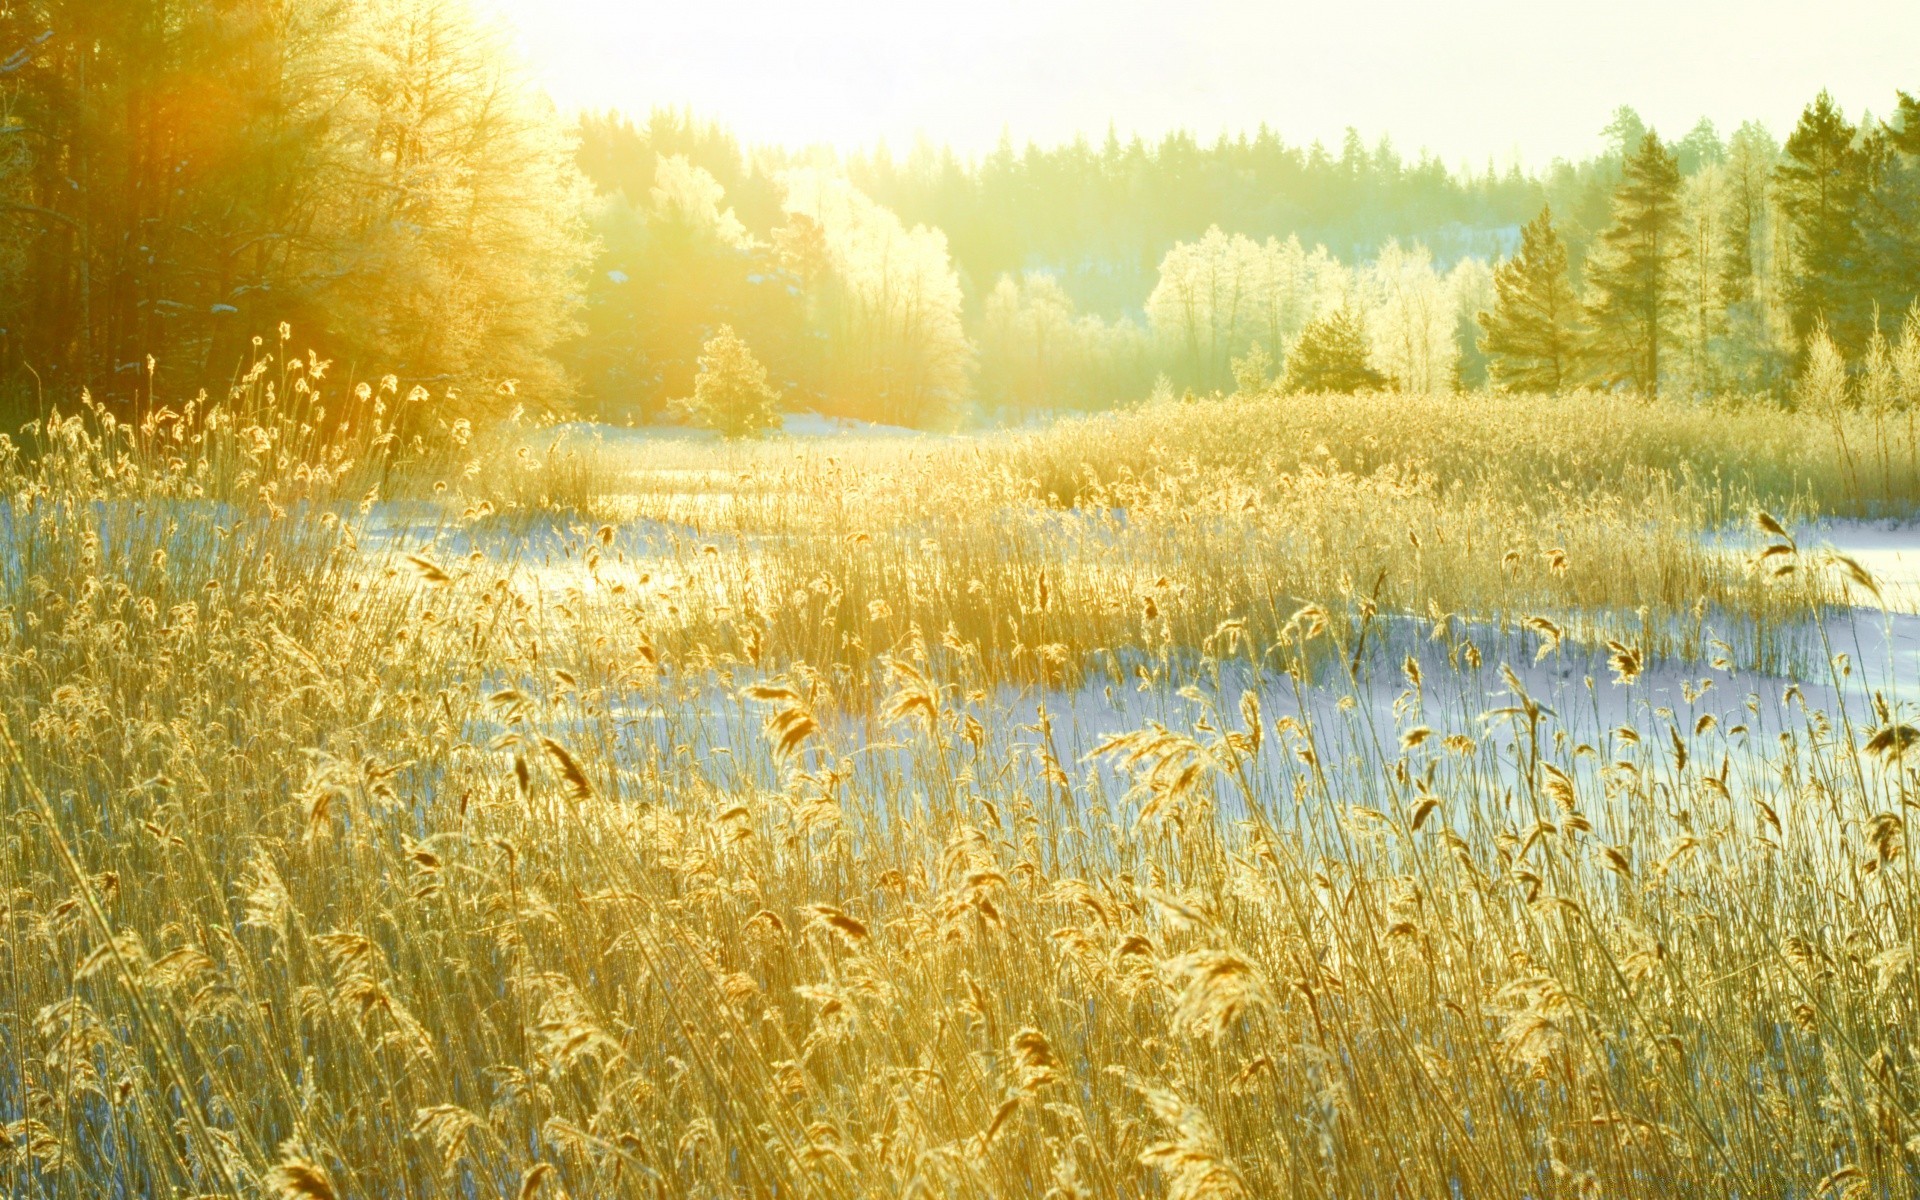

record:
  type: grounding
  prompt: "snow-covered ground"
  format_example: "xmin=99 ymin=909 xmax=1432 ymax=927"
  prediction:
xmin=348 ymin=452 xmax=1920 ymax=834
xmin=1802 ymin=518 xmax=1920 ymax=611
xmin=536 ymin=412 xmax=929 ymax=450
xmin=488 ymin=597 xmax=1919 ymax=842
xmin=370 ymin=500 xmax=1920 ymax=772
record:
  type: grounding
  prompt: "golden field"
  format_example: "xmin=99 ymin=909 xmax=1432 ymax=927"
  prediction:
xmin=1 ymin=356 xmax=1917 ymax=1199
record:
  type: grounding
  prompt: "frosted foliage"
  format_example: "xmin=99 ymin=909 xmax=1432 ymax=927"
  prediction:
xmin=781 ymin=168 xmax=972 ymax=422
xmin=651 ymin=155 xmax=752 ymax=250
xmin=1361 ymin=239 xmax=1459 ymax=392
xmin=1147 ymin=228 xmax=1345 ymax=389
xmin=1447 ymin=257 xmax=1496 ymax=328
xmin=980 ymin=272 xmax=1153 ymax=409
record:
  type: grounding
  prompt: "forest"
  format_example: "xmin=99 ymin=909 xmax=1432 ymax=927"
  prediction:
xmin=6 ymin=0 xmax=1920 ymax=430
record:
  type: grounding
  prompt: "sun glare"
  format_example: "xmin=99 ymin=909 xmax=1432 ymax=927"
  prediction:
xmin=489 ymin=0 xmax=1920 ymax=163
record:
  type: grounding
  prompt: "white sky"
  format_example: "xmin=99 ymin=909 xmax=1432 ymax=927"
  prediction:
xmin=484 ymin=0 xmax=1920 ymax=167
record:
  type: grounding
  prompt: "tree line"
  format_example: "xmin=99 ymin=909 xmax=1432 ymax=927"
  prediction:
xmin=1483 ymin=98 xmax=1920 ymax=399
xmin=2 ymin=0 xmax=1915 ymax=427
xmin=567 ymin=95 xmax=1920 ymax=427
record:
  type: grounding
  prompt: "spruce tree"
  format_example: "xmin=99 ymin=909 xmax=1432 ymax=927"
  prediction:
xmin=1282 ymin=306 xmax=1385 ymax=394
xmin=1478 ymin=206 xmax=1581 ymax=392
xmin=1584 ymin=131 xmax=1684 ymax=395
xmin=1776 ymin=91 xmax=1871 ymax=354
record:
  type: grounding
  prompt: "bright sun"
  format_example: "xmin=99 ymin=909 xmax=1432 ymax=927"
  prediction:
xmin=485 ymin=0 xmax=1920 ymax=164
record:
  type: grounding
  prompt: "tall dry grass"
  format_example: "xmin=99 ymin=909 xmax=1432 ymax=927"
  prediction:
xmin=1 ymin=372 xmax=1915 ymax=1198
xmin=449 ymin=390 xmax=1872 ymax=696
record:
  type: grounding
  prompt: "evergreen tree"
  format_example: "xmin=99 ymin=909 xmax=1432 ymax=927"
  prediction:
xmin=1230 ymin=340 xmax=1274 ymax=394
xmin=1282 ymin=305 xmax=1384 ymax=394
xmin=1478 ymin=206 xmax=1582 ymax=392
xmin=1602 ymin=107 xmax=1650 ymax=164
xmin=1675 ymin=118 xmax=1726 ymax=174
xmin=1863 ymin=93 xmax=1920 ymax=324
xmin=1775 ymin=91 xmax=1871 ymax=354
xmin=1584 ymin=132 xmax=1683 ymax=395
xmin=681 ymin=326 xmax=782 ymax=438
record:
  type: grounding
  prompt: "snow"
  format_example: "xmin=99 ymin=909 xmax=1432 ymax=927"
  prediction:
xmin=776 ymin=412 xmax=923 ymax=439
xmin=1799 ymin=518 xmax=1920 ymax=612
xmin=332 ymin=453 xmax=1920 ymax=838
xmin=535 ymin=414 xmax=926 ymax=447
xmin=431 ymin=599 xmax=1911 ymax=845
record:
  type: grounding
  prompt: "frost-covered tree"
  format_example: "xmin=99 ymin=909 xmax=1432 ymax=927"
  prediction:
xmin=680 ymin=325 xmax=782 ymax=438
xmin=287 ymin=0 xmax=593 ymax=412
xmin=1253 ymin=236 xmax=1347 ymax=366
xmin=978 ymin=273 xmax=1152 ymax=411
xmin=980 ymin=273 xmax=1076 ymax=410
xmin=650 ymin=155 xmax=753 ymax=249
xmin=1361 ymin=240 xmax=1457 ymax=392
xmin=1447 ymin=256 xmax=1496 ymax=390
xmin=0 ymin=0 xmax=589 ymax=413
xmin=1147 ymin=227 xmax=1260 ymax=389
xmin=1147 ymin=228 xmax=1344 ymax=391
xmin=781 ymin=169 xmax=972 ymax=426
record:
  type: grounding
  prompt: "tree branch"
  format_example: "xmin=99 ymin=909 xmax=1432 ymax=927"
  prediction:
xmin=0 ymin=201 xmax=79 ymax=231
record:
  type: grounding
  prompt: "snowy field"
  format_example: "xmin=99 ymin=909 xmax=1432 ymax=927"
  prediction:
xmin=388 ymin=423 xmax=1920 ymax=840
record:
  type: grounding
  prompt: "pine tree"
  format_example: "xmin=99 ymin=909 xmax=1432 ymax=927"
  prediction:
xmin=682 ymin=326 xmax=782 ymax=438
xmin=1282 ymin=305 xmax=1384 ymax=394
xmin=1864 ymin=93 xmax=1920 ymax=323
xmin=1584 ymin=132 xmax=1683 ymax=395
xmin=1776 ymin=91 xmax=1871 ymax=355
xmin=1602 ymin=107 xmax=1649 ymax=164
xmin=1478 ymin=206 xmax=1581 ymax=392
xmin=1675 ymin=118 xmax=1726 ymax=174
